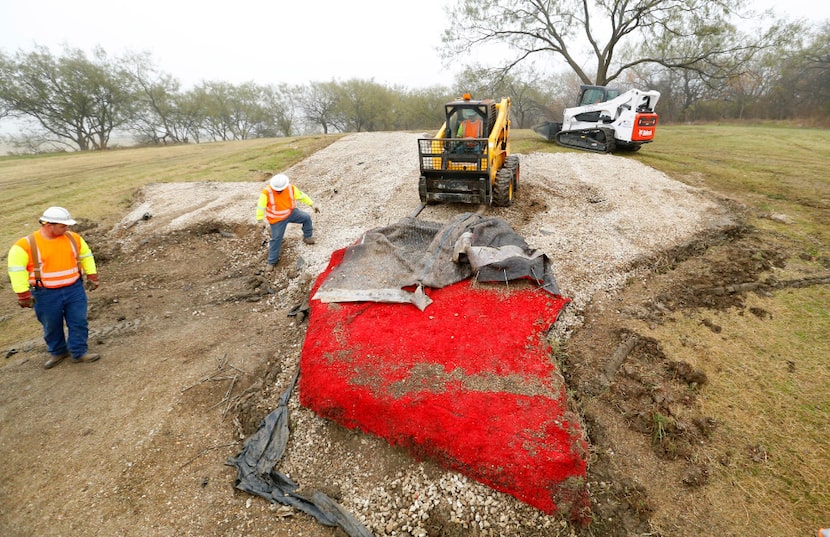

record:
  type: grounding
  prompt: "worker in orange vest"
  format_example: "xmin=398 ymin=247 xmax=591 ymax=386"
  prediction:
xmin=255 ymin=173 xmax=319 ymax=271
xmin=456 ymin=108 xmax=484 ymax=139
xmin=454 ymin=108 xmax=484 ymax=153
xmin=7 ymin=207 xmax=101 ymax=369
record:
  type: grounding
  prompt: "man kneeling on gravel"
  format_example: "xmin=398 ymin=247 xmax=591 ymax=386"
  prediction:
xmin=255 ymin=173 xmax=319 ymax=272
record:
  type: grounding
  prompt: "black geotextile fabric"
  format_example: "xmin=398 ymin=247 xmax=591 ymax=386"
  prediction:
xmin=227 ymin=370 xmax=372 ymax=537
xmin=313 ymin=213 xmax=561 ymax=307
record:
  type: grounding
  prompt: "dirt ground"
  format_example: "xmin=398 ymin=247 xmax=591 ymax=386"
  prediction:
xmin=1 ymin=132 xmax=786 ymax=536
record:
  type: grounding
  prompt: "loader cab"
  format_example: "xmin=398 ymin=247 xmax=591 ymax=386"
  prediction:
xmin=447 ymin=106 xmax=488 ymax=139
xmin=577 ymin=85 xmax=622 ymax=106
xmin=445 ymin=94 xmax=495 ymax=139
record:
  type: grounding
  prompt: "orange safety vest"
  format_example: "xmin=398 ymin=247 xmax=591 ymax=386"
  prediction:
xmin=461 ymin=118 xmax=483 ymax=138
xmin=20 ymin=231 xmax=83 ymax=288
xmin=262 ymin=186 xmax=296 ymax=224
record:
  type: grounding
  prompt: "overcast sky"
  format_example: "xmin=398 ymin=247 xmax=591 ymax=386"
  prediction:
xmin=1 ymin=0 xmax=828 ymax=91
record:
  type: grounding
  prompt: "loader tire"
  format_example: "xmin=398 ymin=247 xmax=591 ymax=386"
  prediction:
xmin=505 ymin=155 xmax=520 ymax=193
xmin=493 ymin=167 xmax=514 ymax=207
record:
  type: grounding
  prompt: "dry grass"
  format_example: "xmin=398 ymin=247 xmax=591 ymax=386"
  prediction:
xmin=517 ymin=123 xmax=830 ymax=533
xmin=648 ymin=287 xmax=830 ymax=532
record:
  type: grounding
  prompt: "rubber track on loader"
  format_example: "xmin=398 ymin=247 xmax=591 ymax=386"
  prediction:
xmin=555 ymin=127 xmax=616 ymax=153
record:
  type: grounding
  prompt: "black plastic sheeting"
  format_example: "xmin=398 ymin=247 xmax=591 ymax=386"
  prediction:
xmin=313 ymin=213 xmax=561 ymax=310
xmin=227 ymin=369 xmax=373 ymax=537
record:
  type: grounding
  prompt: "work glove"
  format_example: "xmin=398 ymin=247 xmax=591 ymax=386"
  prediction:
xmin=313 ymin=205 xmax=320 ymax=214
xmin=17 ymin=291 xmax=34 ymax=308
xmin=86 ymin=274 xmax=99 ymax=291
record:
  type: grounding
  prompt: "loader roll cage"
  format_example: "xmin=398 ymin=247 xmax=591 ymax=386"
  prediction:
xmin=417 ymin=138 xmax=492 ymax=205
xmin=418 ymin=138 xmax=490 ymax=173
xmin=417 ymin=93 xmax=513 ymax=206
xmin=445 ymin=104 xmax=494 ymax=139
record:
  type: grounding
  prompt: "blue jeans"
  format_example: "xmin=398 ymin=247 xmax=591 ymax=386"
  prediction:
xmin=268 ymin=209 xmax=313 ymax=265
xmin=31 ymin=278 xmax=89 ymax=359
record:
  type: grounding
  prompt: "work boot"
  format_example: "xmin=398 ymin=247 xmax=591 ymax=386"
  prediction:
xmin=72 ymin=353 xmax=100 ymax=364
xmin=266 ymin=263 xmax=276 ymax=273
xmin=303 ymin=236 xmax=316 ymax=245
xmin=44 ymin=353 xmax=69 ymax=369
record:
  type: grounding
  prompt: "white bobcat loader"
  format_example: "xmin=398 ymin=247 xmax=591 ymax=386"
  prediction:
xmin=533 ymin=85 xmax=661 ymax=153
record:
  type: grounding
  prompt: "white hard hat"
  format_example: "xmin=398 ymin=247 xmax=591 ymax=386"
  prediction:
xmin=40 ymin=206 xmax=76 ymax=225
xmin=269 ymin=174 xmax=290 ymax=191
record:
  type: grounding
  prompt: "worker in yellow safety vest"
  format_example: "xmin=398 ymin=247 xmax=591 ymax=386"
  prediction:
xmin=255 ymin=173 xmax=319 ymax=272
xmin=7 ymin=207 xmax=101 ymax=369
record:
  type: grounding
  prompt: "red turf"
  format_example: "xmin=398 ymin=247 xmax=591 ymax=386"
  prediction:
xmin=299 ymin=248 xmax=590 ymax=522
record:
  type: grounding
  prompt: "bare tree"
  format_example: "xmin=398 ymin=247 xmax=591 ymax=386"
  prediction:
xmin=0 ymin=51 xmax=11 ymax=121
xmin=173 ymin=90 xmax=206 ymax=143
xmin=333 ymin=79 xmax=396 ymax=132
xmin=196 ymin=81 xmax=256 ymax=141
xmin=394 ymin=86 xmax=453 ymax=130
xmin=0 ymin=46 xmax=135 ymax=150
xmin=260 ymin=83 xmax=300 ymax=137
xmin=226 ymin=82 xmax=270 ymax=140
xmin=796 ymin=22 xmax=830 ymax=116
xmin=120 ymin=52 xmax=187 ymax=144
xmin=300 ymin=81 xmax=341 ymax=134
xmin=454 ymin=66 xmax=568 ymax=127
xmin=442 ymin=0 xmax=788 ymax=87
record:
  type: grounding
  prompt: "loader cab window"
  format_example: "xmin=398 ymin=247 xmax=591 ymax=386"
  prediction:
xmin=578 ymin=86 xmax=622 ymax=106
xmin=448 ymin=106 xmax=486 ymax=139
